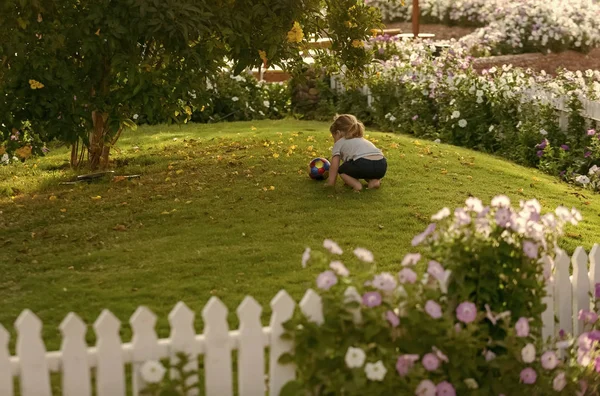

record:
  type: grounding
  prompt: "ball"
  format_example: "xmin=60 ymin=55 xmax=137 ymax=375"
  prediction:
xmin=308 ymin=157 xmax=330 ymax=180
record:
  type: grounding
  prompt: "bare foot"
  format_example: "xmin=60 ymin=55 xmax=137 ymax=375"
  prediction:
xmin=367 ymin=179 xmax=381 ymax=189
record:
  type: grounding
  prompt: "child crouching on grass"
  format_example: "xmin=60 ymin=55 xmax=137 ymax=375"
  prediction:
xmin=326 ymin=114 xmax=387 ymax=191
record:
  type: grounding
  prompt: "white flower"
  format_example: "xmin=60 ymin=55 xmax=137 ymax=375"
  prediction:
xmin=576 ymin=175 xmax=591 ymax=185
xmin=484 ymin=350 xmax=496 ymax=361
xmin=521 ymin=343 xmax=536 ymax=363
xmin=589 ymin=165 xmax=599 ymax=175
xmin=140 ymin=360 xmax=166 ymax=384
xmin=353 ymin=247 xmax=374 ymax=263
xmin=259 ymin=111 xmax=265 ymax=116
xmin=389 ymin=115 xmax=397 ymax=123
xmin=451 ymin=110 xmax=460 ymax=119
xmin=491 ymin=195 xmax=511 ymax=208
xmin=458 ymin=119 xmax=467 ymax=128
xmin=432 ymin=207 xmax=450 ymax=221
xmin=372 ymin=272 xmax=397 ymax=292
xmin=1 ymin=153 xmax=9 ymax=165
xmin=465 ymin=197 xmax=484 ymax=213
xmin=464 ymin=378 xmax=479 ymax=389
xmin=401 ymin=253 xmax=421 ymax=266
xmin=364 ymin=361 xmax=387 ymax=381
xmin=263 ymin=100 xmax=270 ymax=108
xmin=540 ymin=129 xmax=548 ymax=135
xmin=476 ymin=90 xmax=483 ymax=97
xmin=232 ymin=96 xmax=239 ymax=102
xmin=345 ymin=347 xmax=366 ymax=368
xmin=133 ymin=114 xmax=139 ymax=120
xmin=323 ymin=239 xmax=343 ymax=255
xmin=301 ymin=247 xmax=311 ymax=268
xmin=330 ymin=261 xmax=349 ymax=277
xmin=489 ymin=125 xmax=495 ymax=132
xmin=434 ymin=139 xmax=441 ymax=144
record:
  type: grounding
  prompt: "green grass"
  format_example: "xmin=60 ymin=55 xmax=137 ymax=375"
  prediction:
xmin=1 ymin=119 xmax=599 ymax=353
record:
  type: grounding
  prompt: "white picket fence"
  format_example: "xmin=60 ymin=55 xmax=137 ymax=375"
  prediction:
xmin=1 ymin=245 xmax=600 ymax=395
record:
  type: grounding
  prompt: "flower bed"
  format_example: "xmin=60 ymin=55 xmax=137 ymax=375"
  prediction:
xmin=361 ymin=38 xmax=600 ymax=191
xmin=370 ymin=0 xmax=600 ymax=56
xmin=279 ymin=197 xmax=600 ymax=395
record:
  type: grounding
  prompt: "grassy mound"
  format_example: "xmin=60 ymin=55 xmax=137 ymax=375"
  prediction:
xmin=1 ymin=120 xmax=598 ymax=350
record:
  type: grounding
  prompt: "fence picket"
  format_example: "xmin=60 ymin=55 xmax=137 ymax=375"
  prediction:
xmin=0 ymin=325 xmax=13 ymax=396
xmin=202 ymin=297 xmax=233 ymax=396
xmin=168 ymin=302 xmax=198 ymax=395
xmin=15 ymin=310 xmax=51 ymax=396
xmin=589 ymin=244 xmax=600 ymax=306
xmin=268 ymin=290 xmax=296 ymax=396
xmin=94 ymin=310 xmax=126 ymax=396
xmin=236 ymin=296 xmax=266 ymax=396
xmin=130 ymin=307 xmax=160 ymax=396
xmin=541 ymin=256 xmax=555 ymax=341
xmin=60 ymin=313 xmax=91 ymax=396
xmin=554 ymin=250 xmax=573 ymax=335
xmin=299 ymin=289 xmax=324 ymax=325
xmin=572 ymin=247 xmax=591 ymax=335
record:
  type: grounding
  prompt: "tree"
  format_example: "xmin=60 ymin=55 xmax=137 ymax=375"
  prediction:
xmin=0 ymin=0 xmax=391 ymax=169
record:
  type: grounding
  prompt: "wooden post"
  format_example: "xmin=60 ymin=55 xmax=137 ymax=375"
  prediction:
xmin=412 ymin=0 xmax=420 ymax=38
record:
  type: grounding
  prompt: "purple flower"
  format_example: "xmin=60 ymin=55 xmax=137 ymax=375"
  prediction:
xmin=378 ymin=47 xmax=385 ymax=54
xmin=536 ymin=150 xmax=544 ymax=157
xmin=559 ymin=170 xmax=566 ymax=177
xmin=425 ymin=300 xmax=443 ymax=319
xmin=541 ymin=351 xmax=558 ymax=370
xmin=436 ymin=381 xmax=456 ymax=396
xmin=396 ymin=354 xmax=419 ymax=376
xmin=537 ymin=139 xmax=548 ymax=149
xmin=386 ymin=310 xmax=400 ymax=327
xmin=427 ymin=261 xmax=445 ymax=281
xmin=595 ymin=357 xmax=600 ymax=373
xmin=578 ymin=309 xmax=598 ymax=324
xmin=362 ymin=291 xmax=382 ymax=308
xmin=589 ymin=330 xmax=600 ymax=341
xmin=588 ymin=129 xmax=596 ymax=136
xmin=316 ymin=270 xmax=337 ymax=290
xmin=560 ymin=144 xmax=569 ymax=151
xmin=41 ymin=147 xmax=50 ymax=153
xmin=520 ymin=367 xmax=537 ymax=384
xmin=585 ymin=151 xmax=592 ymax=158
xmin=398 ymin=268 xmax=417 ymax=284
xmin=415 ymin=379 xmax=436 ymax=395
xmin=495 ymin=207 xmax=512 ymax=228
xmin=373 ymin=272 xmax=397 ymax=292
xmin=412 ymin=115 xmax=419 ymax=121
xmin=454 ymin=208 xmax=471 ymax=226
xmin=516 ymin=317 xmax=530 ymax=337
xmin=595 ymin=283 xmax=600 ymax=298
xmin=456 ymin=302 xmax=477 ymax=324
xmin=421 ymin=353 xmax=440 ymax=371
xmin=523 ymin=241 xmax=539 ymax=259
xmin=411 ymin=223 xmax=436 ymax=246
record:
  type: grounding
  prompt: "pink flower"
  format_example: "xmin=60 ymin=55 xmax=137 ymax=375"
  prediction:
xmin=353 ymin=247 xmax=374 ymax=263
xmin=553 ymin=372 xmax=567 ymax=391
xmin=588 ymin=129 xmax=596 ymax=136
xmin=541 ymin=351 xmax=558 ymax=370
xmin=398 ymin=268 xmax=417 ymax=284
xmin=516 ymin=317 xmax=530 ymax=337
xmin=422 ymin=353 xmax=440 ymax=371
xmin=373 ymin=272 xmax=397 ymax=292
xmin=415 ymin=379 xmax=436 ymax=396
xmin=396 ymin=354 xmax=419 ymax=376
xmin=425 ymin=300 xmax=443 ymax=319
xmin=578 ymin=309 xmax=598 ymax=324
xmin=411 ymin=223 xmax=436 ymax=246
xmin=520 ymin=367 xmax=537 ymax=384
xmin=386 ymin=310 xmax=400 ymax=327
xmin=362 ymin=291 xmax=382 ymax=307
xmin=456 ymin=302 xmax=477 ymax=324
xmin=523 ymin=241 xmax=539 ymax=259
xmin=595 ymin=357 xmax=600 ymax=373
xmin=436 ymin=381 xmax=456 ymax=396
xmin=401 ymin=253 xmax=421 ymax=266
xmin=427 ymin=260 xmax=445 ymax=281
xmin=329 ymin=261 xmax=349 ymax=277
xmin=316 ymin=270 xmax=337 ymax=290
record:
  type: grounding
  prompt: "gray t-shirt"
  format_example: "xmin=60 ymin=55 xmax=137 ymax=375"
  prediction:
xmin=332 ymin=137 xmax=383 ymax=162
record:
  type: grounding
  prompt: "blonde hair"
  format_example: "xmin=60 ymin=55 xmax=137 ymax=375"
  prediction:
xmin=329 ymin=114 xmax=365 ymax=139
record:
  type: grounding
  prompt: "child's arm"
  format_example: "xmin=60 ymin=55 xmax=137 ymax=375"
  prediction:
xmin=327 ymin=155 xmax=340 ymax=186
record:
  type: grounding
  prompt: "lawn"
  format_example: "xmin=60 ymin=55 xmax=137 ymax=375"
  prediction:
xmin=1 ymin=119 xmax=599 ymax=352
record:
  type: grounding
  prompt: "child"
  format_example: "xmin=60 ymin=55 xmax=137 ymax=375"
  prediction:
xmin=327 ymin=114 xmax=387 ymax=191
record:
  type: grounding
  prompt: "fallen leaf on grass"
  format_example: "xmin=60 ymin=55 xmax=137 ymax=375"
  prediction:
xmin=176 ymin=170 xmax=184 ymax=175
xmin=113 ymin=224 xmax=127 ymax=231
xmin=49 ymin=195 xmax=57 ymax=201
xmin=91 ymin=195 xmax=102 ymax=200
xmin=273 ymin=153 xmax=280 ymax=159
xmin=60 ymin=208 xmax=67 ymax=213
xmin=440 ymin=169 xmax=448 ymax=175
xmin=113 ymin=176 xmax=126 ymax=183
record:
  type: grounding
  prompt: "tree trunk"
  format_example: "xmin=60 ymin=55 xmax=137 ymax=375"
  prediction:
xmin=412 ymin=0 xmax=420 ymax=38
xmin=89 ymin=110 xmax=110 ymax=170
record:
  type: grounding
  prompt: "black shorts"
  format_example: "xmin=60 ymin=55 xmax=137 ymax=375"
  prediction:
xmin=338 ymin=158 xmax=387 ymax=180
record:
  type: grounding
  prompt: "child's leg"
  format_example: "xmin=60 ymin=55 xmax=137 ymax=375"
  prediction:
xmin=367 ymin=179 xmax=381 ymax=189
xmin=340 ymin=174 xmax=363 ymax=191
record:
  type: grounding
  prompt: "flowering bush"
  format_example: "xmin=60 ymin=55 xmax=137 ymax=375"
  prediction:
xmin=279 ymin=196 xmax=600 ymax=395
xmin=370 ymin=0 xmax=600 ymax=56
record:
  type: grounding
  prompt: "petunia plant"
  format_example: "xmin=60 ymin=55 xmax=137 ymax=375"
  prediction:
xmin=279 ymin=196 xmax=600 ymax=395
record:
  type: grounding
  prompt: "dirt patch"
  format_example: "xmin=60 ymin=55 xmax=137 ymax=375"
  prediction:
xmin=472 ymin=49 xmax=600 ymax=74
